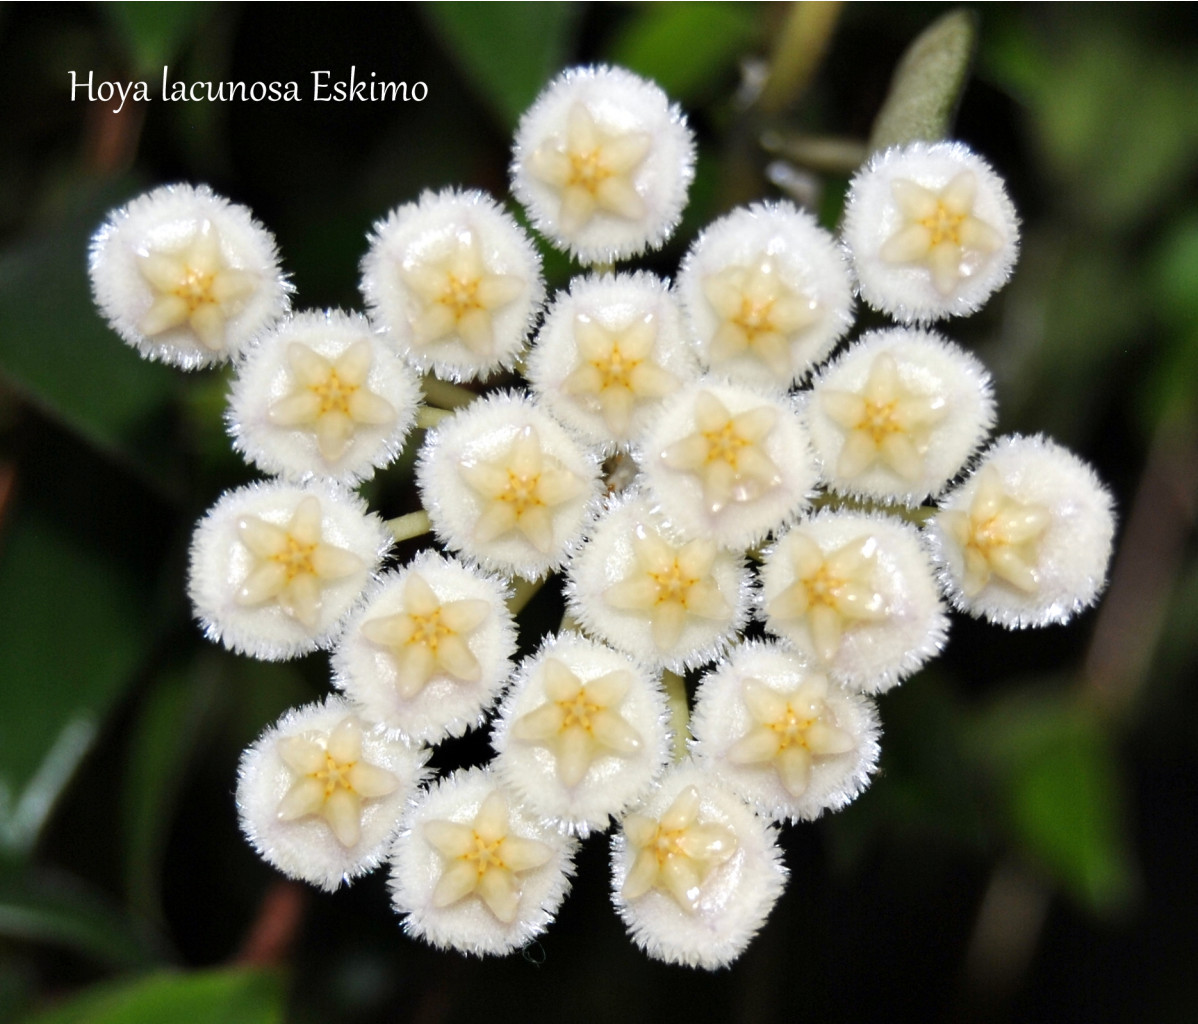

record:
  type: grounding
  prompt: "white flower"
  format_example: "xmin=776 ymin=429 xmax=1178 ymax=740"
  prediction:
xmin=805 ymin=327 xmax=995 ymax=506
xmin=236 ymin=696 xmax=427 ymax=891
xmin=416 ymin=391 xmax=602 ymax=579
xmin=842 ymin=141 xmax=1020 ymax=323
xmin=611 ymin=761 xmax=787 ymax=969
xmin=926 ymin=434 xmax=1116 ymax=627
xmin=227 ymin=309 xmax=421 ymax=484
xmin=390 ymin=768 xmax=578 ymax=957
xmin=89 ymin=183 xmax=290 ymax=368
xmin=511 ymin=65 xmax=695 ymax=263
xmin=188 ymin=480 xmax=390 ymax=660
xmin=360 ymin=188 xmax=543 ymax=381
xmin=491 ymin=632 xmax=671 ymax=835
xmin=758 ymin=511 xmax=948 ymax=693
xmin=333 ymin=550 xmax=517 ymax=744
xmin=640 ymin=379 xmax=818 ymax=550
xmin=677 ymin=201 xmax=854 ymax=391
xmin=565 ymin=494 xmax=751 ymax=672
xmin=689 ymin=641 xmax=880 ymax=823
xmin=525 ymin=271 xmax=699 ymax=450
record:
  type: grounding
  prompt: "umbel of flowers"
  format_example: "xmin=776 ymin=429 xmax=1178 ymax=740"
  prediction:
xmin=89 ymin=64 xmax=1115 ymax=969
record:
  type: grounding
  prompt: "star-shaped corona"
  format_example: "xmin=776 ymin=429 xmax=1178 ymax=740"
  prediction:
xmin=726 ymin=676 xmax=856 ymax=799
xmin=275 ymin=716 xmax=400 ymax=848
xmin=267 ymin=340 xmax=397 ymax=462
xmin=621 ymin=785 xmax=738 ymax=913
xmin=765 ymin=533 xmax=888 ymax=663
xmin=400 ymin=232 xmax=525 ymax=355
xmin=457 ymin=425 xmax=585 ymax=553
xmin=661 ymin=390 xmax=781 ymax=515
xmin=359 ymin=572 xmax=491 ymax=699
xmin=604 ymin=532 xmax=729 ymax=651
xmin=820 ymin=352 xmax=948 ymax=481
xmin=528 ymin=102 xmax=650 ymax=236
xmin=562 ymin=312 xmax=677 ymax=435
xmin=423 ymin=790 xmax=554 ymax=923
xmin=937 ymin=464 xmax=1050 ymax=597
xmin=701 ymin=257 xmax=820 ymax=379
xmin=236 ymin=495 xmax=365 ymax=629
xmin=880 ymin=172 xmax=1003 ymax=296
xmin=509 ymin=658 xmax=642 ymax=788
xmin=137 ymin=219 xmax=257 ymax=351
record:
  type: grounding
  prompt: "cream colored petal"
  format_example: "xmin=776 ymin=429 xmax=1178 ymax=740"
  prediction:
xmin=348 ymin=390 xmax=396 ymax=426
xmin=881 ymin=223 xmax=935 ymax=264
xmin=189 ymin=303 xmax=227 ymax=350
xmin=684 ymin=580 xmax=728 ymax=621
xmin=605 ymin=577 xmax=659 ymax=612
xmin=591 ymin=709 xmax=642 ymax=756
xmin=269 ymin=391 xmax=323 ymax=427
xmin=556 ymin=725 xmax=596 ymax=787
xmin=661 ymin=433 xmax=709 ymax=473
xmin=347 ymin=760 xmax=400 ymax=799
xmin=661 ymin=854 xmax=703 ymax=912
xmin=414 ymin=303 xmax=458 ymax=345
xmin=281 ymin=574 xmax=321 ymax=629
xmin=941 ymin=171 xmax=978 ymax=213
xmin=456 ymin=308 xmax=495 ymax=355
xmin=402 ymin=573 xmax=441 ymax=617
xmin=742 ymin=679 xmax=787 ymax=723
xmin=928 ymin=241 xmax=964 ymax=295
xmin=821 ymin=390 xmax=867 ymax=431
xmin=477 ymin=866 xmax=521 ymax=923
xmin=476 ymin=273 xmax=524 ymax=310
xmin=727 ymin=726 xmax=780 ymax=766
xmin=596 ymin=176 xmax=646 ymax=220
xmin=661 ymin=785 xmax=700 ymax=831
xmin=276 ymin=777 xmax=327 ymax=821
xmin=498 ymin=834 xmax=553 ymax=873
xmin=310 ymin=543 xmax=364 ymax=581
xmin=776 ymin=744 xmax=813 ymax=797
xmin=623 ymin=814 xmax=658 ymax=850
xmin=360 ymin=612 xmax=416 ymax=648
xmin=959 ymin=216 xmax=1003 ymax=253
xmin=650 ymin=600 xmax=687 ymax=650
xmin=808 ymin=603 xmax=845 ymax=663
xmin=583 ymin=669 xmax=631 ymax=708
xmin=289 ymin=496 xmax=324 ymax=544
xmin=837 ymin=430 xmax=879 ymax=479
xmin=510 ymin=701 xmax=568 ymax=743
xmin=515 ymin=505 xmax=554 ymax=553
xmin=541 ymin=658 xmax=582 ymax=701
xmin=709 ymin=322 xmax=751 ymax=361
xmin=597 ymin=386 xmax=635 ymax=434
xmin=880 ymin=432 xmax=925 ymax=481
xmin=287 ymin=343 xmax=333 ymax=384
xmin=804 ymin=721 xmax=856 ymax=757
xmin=989 ymin=547 xmax=1039 ymax=593
xmin=621 ymin=848 xmax=659 ymax=901
xmin=891 ymin=178 xmax=940 ymax=219
xmin=237 ymin=515 xmax=288 ymax=557
xmin=473 ymin=790 xmax=510 ymax=840
xmin=137 ymin=251 xmax=187 ymax=291
xmin=139 ymin=295 xmax=190 ymax=336
xmin=836 ymin=582 xmax=888 ymax=621
xmin=693 ymin=391 xmax=731 ymax=433
xmin=999 ymin=505 xmax=1051 ymax=543
xmin=559 ymin=186 xmax=598 ymax=235
xmin=326 ymin=718 xmax=362 ymax=763
xmin=628 ymin=362 xmax=676 ymax=400
xmin=701 ymin=268 xmax=747 ymax=319
xmin=236 ymin=562 xmax=289 ymax=606
xmin=323 ymin=787 xmax=363 ymax=847
xmin=767 ymin=581 xmax=810 ymax=622
xmin=432 ymin=859 xmax=481 ymax=908
xmin=423 ymin=819 xmax=476 ymax=858
xmin=276 ymin=735 xmax=326 ymax=774
xmin=435 ymin=634 xmax=482 ymax=682
xmin=473 ymin=501 xmax=519 ymax=544
xmin=676 ymin=823 xmax=737 ymax=863
xmin=395 ymin=643 xmax=437 ymax=697
xmin=602 ymin=130 xmax=651 ymax=173
xmin=536 ymin=467 xmax=584 ymax=506
xmin=316 ymin=411 xmax=354 ymax=461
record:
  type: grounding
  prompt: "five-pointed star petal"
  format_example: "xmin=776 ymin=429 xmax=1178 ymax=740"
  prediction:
xmin=604 ymin=531 xmax=729 ymax=650
xmin=235 ymin=495 xmax=365 ymax=629
xmin=621 ymin=785 xmax=738 ymax=913
xmin=137 ymin=219 xmax=257 ymax=350
xmin=766 ymin=533 xmax=888 ymax=662
xmin=661 ymin=391 xmax=781 ymax=514
xmin=458 ymin=426 xmax=585 ymax=553
xmin=821 ymin=352 xmax=948 ymax=481
xmin=702 ymin=257 xmax=820 ymax=378
xmin=275 ymin=716 xmax=400 ymax=848
xmin=528 ymin=102 xmax=651 ymax=235
xmin=400 ymin=232 xmax=525 ymax=354
xmin=880 ymin=172 xmax=1003 ymax=296
xmin=561 ymin=312 xmax=677 ymax=435
xmin=267 ymin=341 xmax=397 ymax=462
xmin=423 ymin=790 xmax=554 ymax=923
xmin=726 ymin=676 xmax=856 ymax=798
xmin=938 ymin=465 xmax=1050 ymax=596
xmin=509 ymin=658 xmax=643 ymax=788
xmin=359 ymin=571 xmax=491 ymax=699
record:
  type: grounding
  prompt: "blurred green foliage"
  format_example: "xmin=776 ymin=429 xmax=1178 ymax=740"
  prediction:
xmin=0 ymin=4 xmax=1195 ymax=1022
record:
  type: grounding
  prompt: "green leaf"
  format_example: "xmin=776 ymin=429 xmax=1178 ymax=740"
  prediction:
xmin=971 ymin=692 xmax=1136 ymax=913
xmin=606 ymin=3 xmax=758 ymax=104
xmin=0 ymin=867 xmax=167 ymax=970
xmin=868 ymin=8 xmax=977 ymax=152
xmin=102 ymin=3 xmax=214 ymax=77
xmin=0 ymin=485 xmax=166 ymax=856
xmin=420 ymin=2 xmax=580 ymax=130
xmin=18 ymin=967 xmax=283 ymax=1024
xmin=0 ymin=183 xmax=186 ymax=499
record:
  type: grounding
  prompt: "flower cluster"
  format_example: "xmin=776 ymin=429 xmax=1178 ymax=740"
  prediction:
xmin=90 ymin=64 xmax=1115 ymax=969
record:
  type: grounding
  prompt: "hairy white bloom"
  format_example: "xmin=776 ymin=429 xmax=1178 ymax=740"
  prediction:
xmin=677 ymin=201 xmax=854 ymax=391
xmin=759 ymin=511 xmax=948 ymax=692
xmin=511 ymin=65 xmax=695 ymax=263
xmin=188 ymin=480 xmax=390 ymax=660
xmin=927 ymin=435 xmax=1116 ymax=627
xmin=806 ymin=327 xmax=995 ymax=506
xmin=611 ymin=761 xmax=787 ymax=969
xmin=690 ymin=641 xmax=880 ymax=823
xmin=492 ymin=632 xmax=671 ymax=835
xmin=360 ymin=188 xmax=543 ymax=381
xmin=640 ymin=379 xmax=818 ymax=549
xmin=227 ymin=309 xmax=421 ymax=484
xmin=417 ymin=391 xmax=602 ymax=579
xmin=565 ymin=494 xmax=751 ymax=672
xmin=390 ymin=768 xmax=578 ymax=956
xmin=236 ymin=696 xmax=427 ymax=891
xmin=525 ymin=271 xmax=699 ymax=450
xmin=843 ymin=141 xmax=1020 ymax=323
xmin=333 ymin=551 xmax=517 ymax=744
xmin=89 ymin=183 xmax=290 ymax=368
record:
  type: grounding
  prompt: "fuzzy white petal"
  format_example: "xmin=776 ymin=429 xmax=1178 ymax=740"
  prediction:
xmin=89 ymin=183 xmax=290 ymax=368
xmin=843 ymin=141 xmax=1020 ymax=323
xmin=237 ymin=696 xmax=427 ymax=891
xmin=926 ymin=434 xmax=1116 ymax=627
xmin=690 ymin=641 xmax=881 ymax=823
